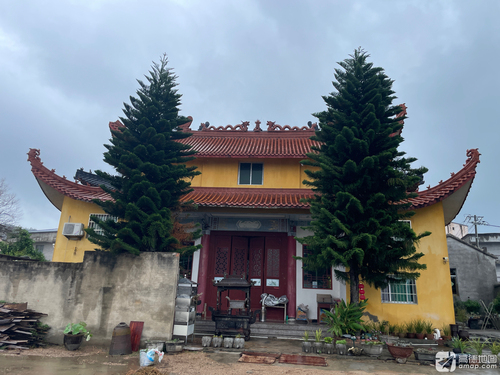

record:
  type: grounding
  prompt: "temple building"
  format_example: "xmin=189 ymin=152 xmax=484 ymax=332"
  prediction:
xmin=28 ymin=116 xmax=480 ymax=325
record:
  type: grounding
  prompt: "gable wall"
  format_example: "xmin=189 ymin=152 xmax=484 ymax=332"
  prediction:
xmin=52 ymin=196 xmax=105 ymax=262
xmin=361 ymin=202 xmax=455 ymax=326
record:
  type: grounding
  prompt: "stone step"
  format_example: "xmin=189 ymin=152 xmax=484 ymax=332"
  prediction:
xmin=194 ymin=319 xmax=327 ymax=339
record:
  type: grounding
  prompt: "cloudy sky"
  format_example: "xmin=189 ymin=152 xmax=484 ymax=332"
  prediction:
xmin=1 ymin=0 xmax=498 ymax=234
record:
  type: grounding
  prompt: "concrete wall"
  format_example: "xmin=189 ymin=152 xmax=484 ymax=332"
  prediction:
xmin=462 ymin=233 xmax=500 ymax=281
xmin=0 ymin=251 xmax=179 ymax=345
xmin=448 ymin=234 xmax=497 ymax=304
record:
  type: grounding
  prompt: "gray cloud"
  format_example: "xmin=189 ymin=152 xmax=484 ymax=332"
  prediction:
xmin=1 ymin=0 xmax=498 ymax=232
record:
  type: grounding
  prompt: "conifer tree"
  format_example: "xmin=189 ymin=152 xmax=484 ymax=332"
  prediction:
xmin=86 ymin=55 xmax=200 ymax=255
xmin=299 ymin=48 xmax=429 ymax=303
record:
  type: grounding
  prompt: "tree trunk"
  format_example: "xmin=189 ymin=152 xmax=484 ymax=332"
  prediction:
xmin=349 ymin=270 xmax=359 ymax=304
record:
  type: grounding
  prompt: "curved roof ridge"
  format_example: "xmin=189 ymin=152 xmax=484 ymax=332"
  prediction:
xmin=27 ymin=149 xmax=111 ymax=209
xmin=410 ymin=148 xmax=480 ymax=210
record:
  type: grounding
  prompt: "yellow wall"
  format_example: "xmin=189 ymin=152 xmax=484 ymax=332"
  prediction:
xmin=52 ymin=196 xmax=106 ymax=263
xmin=185 ymin=158 xmax=315 ymax=188
xmin=361 ymin=201 xmax=455 ymax=327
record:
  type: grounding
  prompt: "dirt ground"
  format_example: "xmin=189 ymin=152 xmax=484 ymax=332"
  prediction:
xmin=0 ymin=343 xmax=442 ymax=375
xmin=3 ymin=337 xmax=500 ymax=375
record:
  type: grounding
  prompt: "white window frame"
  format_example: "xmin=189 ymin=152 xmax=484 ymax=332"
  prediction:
xmin=88 ymin=214 xmax=118 ymax=236
xmin=381 ymin=277 xmax=418 ymax=304
xmin=238 ymin=162 xmax=264 ymax=185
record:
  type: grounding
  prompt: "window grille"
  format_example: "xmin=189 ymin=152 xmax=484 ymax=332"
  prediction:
xmin=302 ymin=245 xmax=332 ymax=289
xmin=88 ymin=214 xmax=118 ymax=236
xmin=381 ymin=278 xmax=417 ymax=304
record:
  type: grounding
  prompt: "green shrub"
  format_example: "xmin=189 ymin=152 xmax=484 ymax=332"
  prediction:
xmin=493 ymin=296 xmax=500 ymax=314
xmin=322 ymin=299 xmax=368 ymax=337
xmin=464 ymin=299 xmax=481 ymax=315
xmin=466 ymin=338 xmax=489 ymax=355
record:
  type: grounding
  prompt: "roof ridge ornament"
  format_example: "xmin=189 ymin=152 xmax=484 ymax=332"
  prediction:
xmin=266 ymin=121 xmax=318 ymax=132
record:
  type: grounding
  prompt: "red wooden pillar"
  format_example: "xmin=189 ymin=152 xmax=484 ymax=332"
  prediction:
xmin=197 ymin=232 xmax=211 ymax=314
xmin=286 ymin=234 xmax=297 ymax=319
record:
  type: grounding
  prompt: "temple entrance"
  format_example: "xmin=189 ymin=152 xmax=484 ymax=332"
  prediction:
xmin=206 ymin=232 xmax=288 ymax=321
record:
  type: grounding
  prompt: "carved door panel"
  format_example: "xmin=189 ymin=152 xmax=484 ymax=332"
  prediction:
xmin=248 ymin=237 xmax=265 ymax=311
xmin=228 ymin=236 xmax=249 ymax=304
xmin=207 ymin=235 xmax=232 ymax=313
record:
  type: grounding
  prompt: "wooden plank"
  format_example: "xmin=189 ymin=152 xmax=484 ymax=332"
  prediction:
xmin=278 ymin=354 xmax=328 ymax=367
xmin=238 ymin=354 xmax=276 ymax=364
xmin=13 ymin=330 xmax=32 ymax=335
xmin=4 ymin=303 xmax=27 ymax=311
xmin=0 ymin=324 xmax=15 ymax=332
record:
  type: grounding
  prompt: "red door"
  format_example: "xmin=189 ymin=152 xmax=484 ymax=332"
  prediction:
xmin=206 ymin=233 xmax=287 ymax=320
xmin=262 ymin=235 xmax=288 ymax=321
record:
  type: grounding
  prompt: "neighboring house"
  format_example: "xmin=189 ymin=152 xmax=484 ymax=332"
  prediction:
xmin=446 ymin=222 xmax=469 ymax=239
xmin=462 ymin=233 xmax=500 ymax=281
xmin=447 ymin=234 xmax=498 ymax=304
xmin=28 ymin=116 xmax=481 ymax=326
xmin=28 ymin=229 xmax=57 ymax=261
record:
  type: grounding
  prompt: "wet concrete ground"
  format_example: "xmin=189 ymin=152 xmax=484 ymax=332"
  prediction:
xmin=1 ymin=337 xmax=499 ymax=375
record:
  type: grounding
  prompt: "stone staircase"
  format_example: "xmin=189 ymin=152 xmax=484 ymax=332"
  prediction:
xmin=194 ymin=318 xmax=325 ymax=340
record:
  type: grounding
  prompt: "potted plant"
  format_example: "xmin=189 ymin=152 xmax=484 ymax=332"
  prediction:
xmin=336 ymin=339 xmax=347 ymax=355
xmin=450 ymin=337 xmax=467 ymax=353
xmin=405 ymin=321 xmax=415 ymax=339
xmin=324 ymin=337 xmax=334 ymax=354
xmin=441 ymin=324 xmax=452 ymax=341
xmin=395 ymin=323 xmax=406 ymax=339
xmin=313 ymin=329 xmax=323 ymax=354
xmin=388 ymin=323 xmax=397 ymax=336
xmin=233 ymin=333 xmax=245 ymax=349
xmin=489 ymin=341 xmax=500 ymax=361
xmin=202 ymin=335 xmax=212 ymax=347
xmin=322 ymin=300 xmax=368 ymax=339
xmin=302 ymin=331 xmax=312 ymax=353
xmin=223 ymin=336 xmax=234 ymax=348
xmin=466 ymin=338 xmax=488 ymax=355
xmin=63 ymin=322 xmax=92 ymax=350
xmin=414 ymin=319 xmax=425 ymax=339
xmin=387 ymin=341 xmax=414 ymax=363
xmin=424 ymin=321 xmax=434 ymax=340
xmin=212 ymin=334 xmax=223 ymax=348
xmin=362 ymin=340 xmax=384 ymax=357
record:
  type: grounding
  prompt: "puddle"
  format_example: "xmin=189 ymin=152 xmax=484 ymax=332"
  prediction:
xmin=0 ymin=353 xmax=140 ymax=375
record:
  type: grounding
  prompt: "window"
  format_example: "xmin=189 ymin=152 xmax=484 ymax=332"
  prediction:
xmin=381 ymin=277 xmax=417 ymax=304
xmin=35 ymin=245 xmax=44 ymax=252
xmin=450 ymin=268 xmax=459 ymax=295
xmin=239 ymin=163 xmax=263 ymax=185
xmin=179 ymin=241 xmax=195 ymax=279
xmin=302 ymin=245 xmax=332 ymax=289
xmin=88 ymin=214 xmax=118 ymax=236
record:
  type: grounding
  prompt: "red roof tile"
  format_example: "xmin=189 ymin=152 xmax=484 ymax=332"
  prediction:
xmin=109 ymin=118 xmax=322 ymax=159
xmin=28 ymin=149 xmax=111 ymax=210
xmin=180 ymin=187 xmax=312 ymax=209
xmin=408 ymin=148 xmax=480 ymax=210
